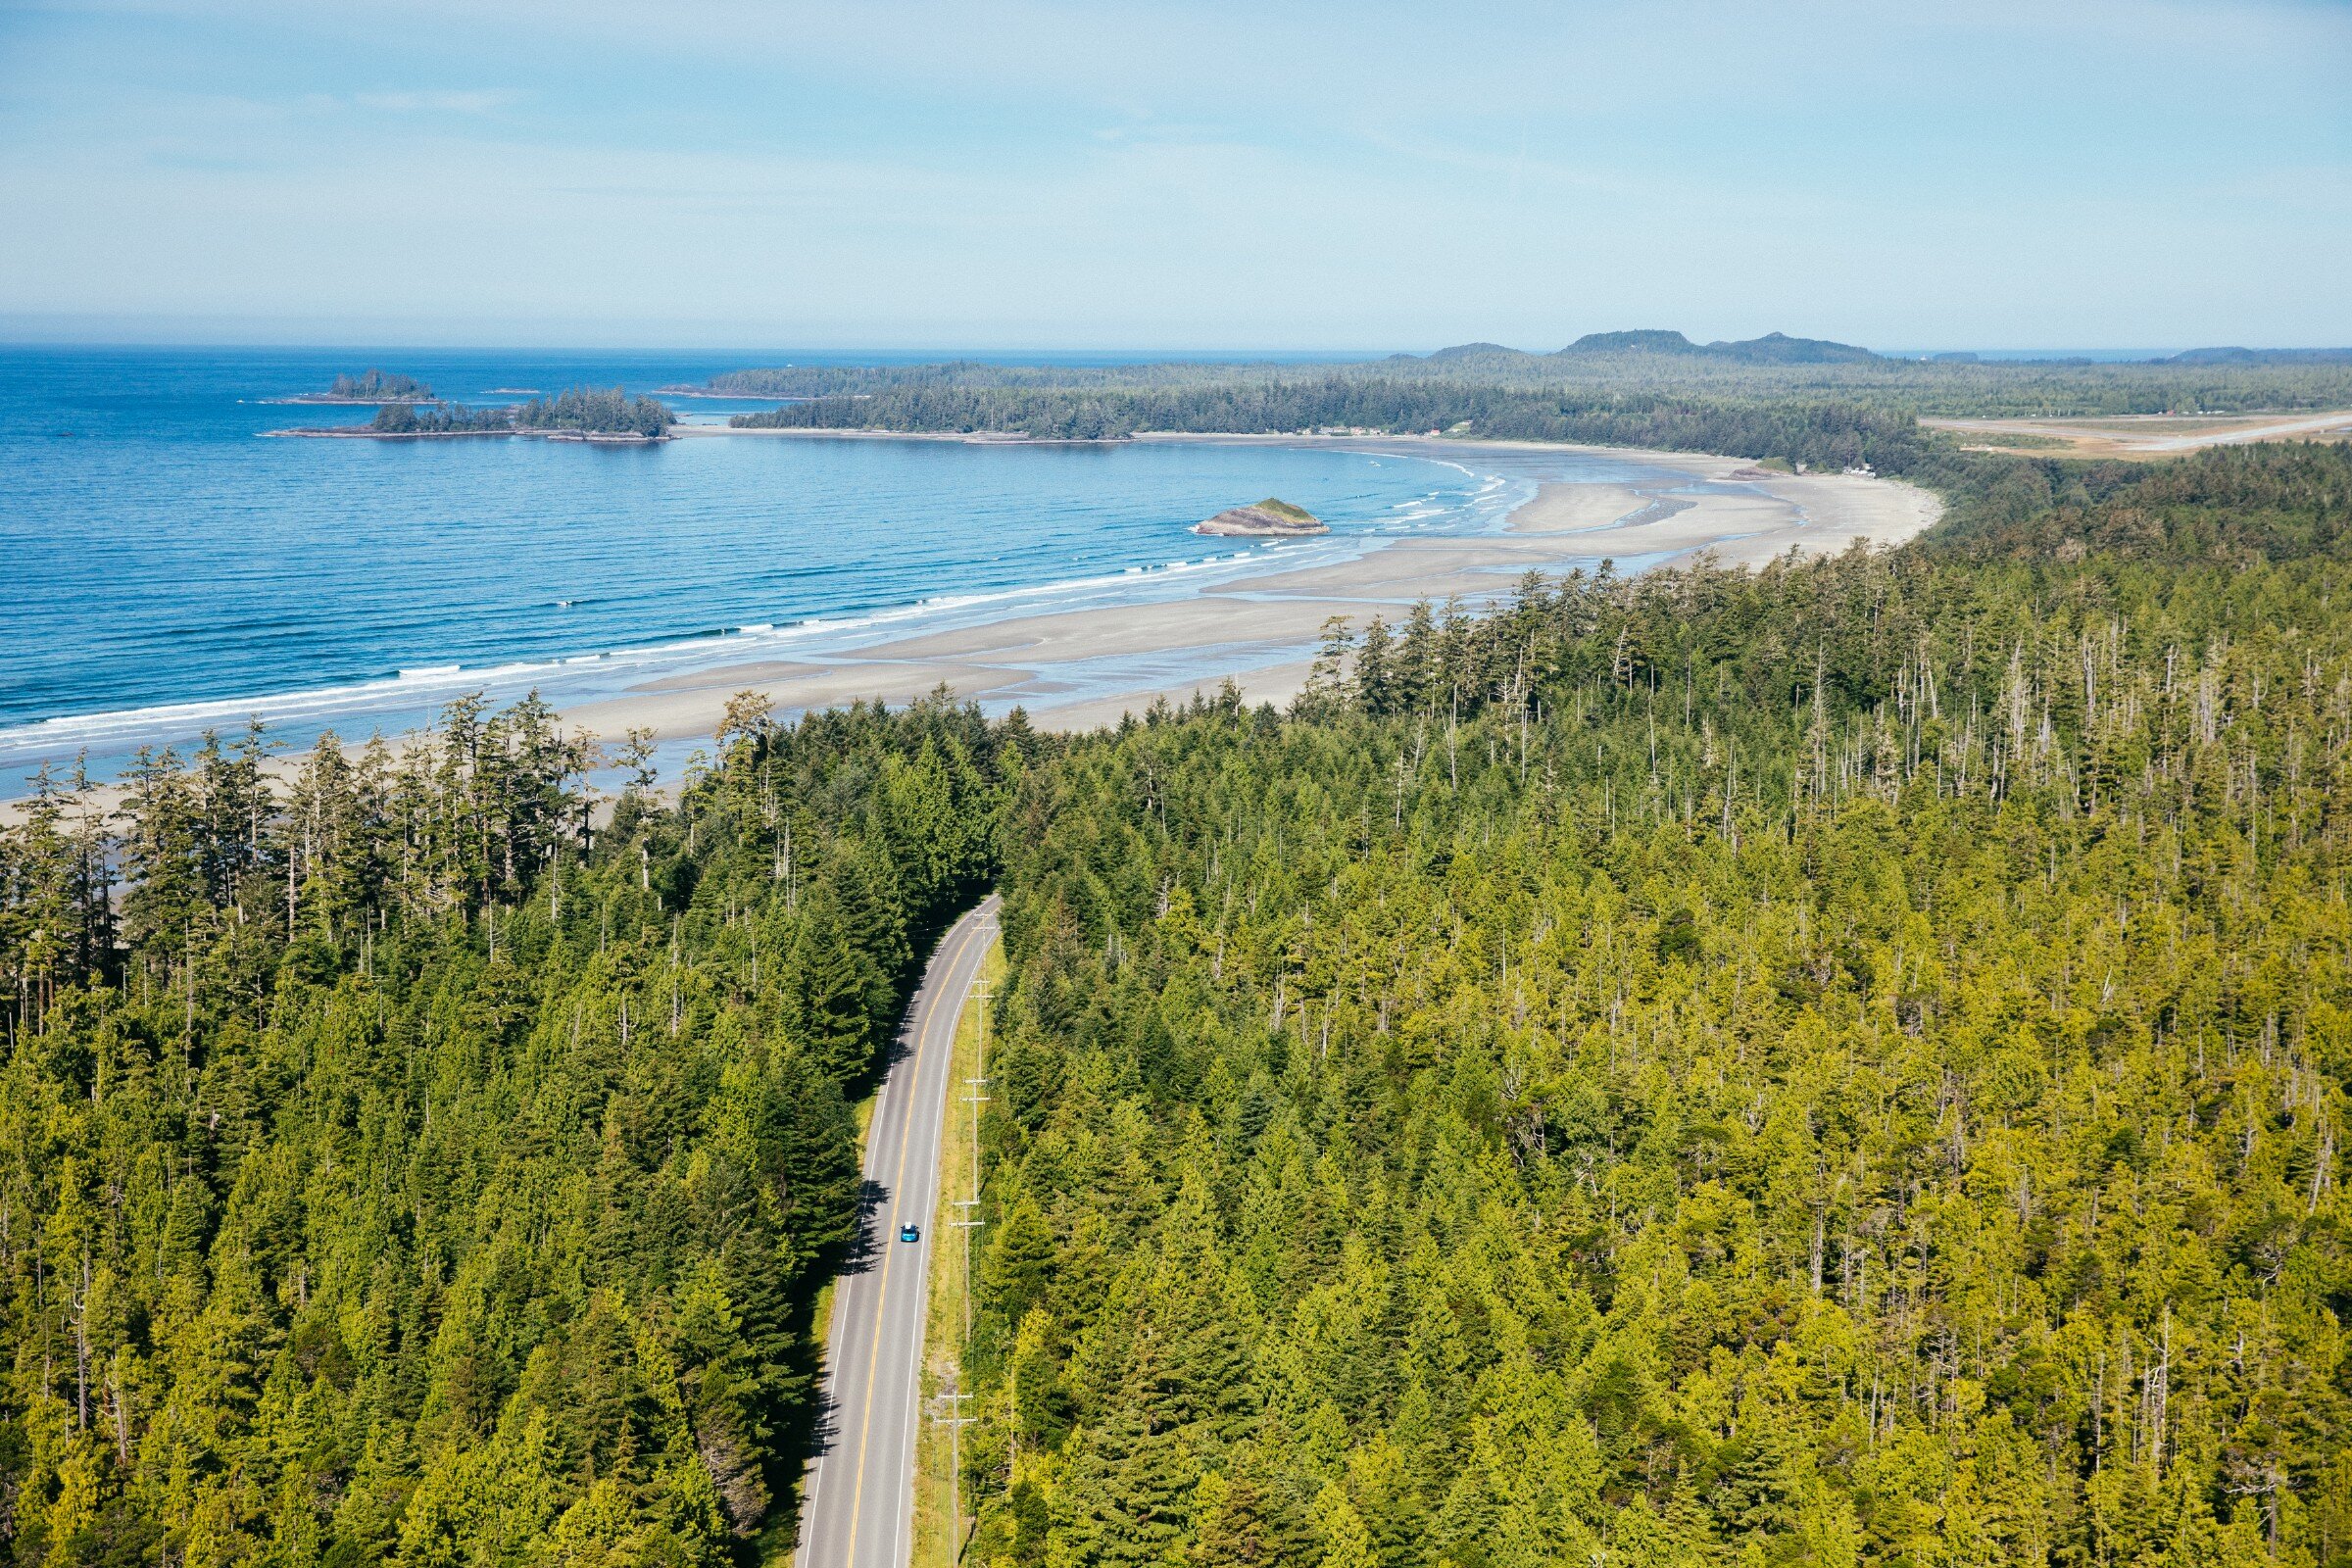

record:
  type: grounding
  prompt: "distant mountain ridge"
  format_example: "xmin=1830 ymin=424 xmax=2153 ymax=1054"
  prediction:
xmin=1388 ymin=329 xmax=1885 ymax=368
xmin=2162 ymin=346 xmax=2352 ymax=366
xmin=1557 ymin=328 xmax=1882 ymax=364
xmin=1396 ymin=334 xmax=2352 ymax=369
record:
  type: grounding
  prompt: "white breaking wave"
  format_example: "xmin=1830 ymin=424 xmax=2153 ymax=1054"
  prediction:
xmin=0 ymin=445 xmax=1524 ymax=774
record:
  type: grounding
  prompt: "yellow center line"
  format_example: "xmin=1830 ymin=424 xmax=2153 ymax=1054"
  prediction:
xmin=840 ymin=912 xmax=984 ymax=1568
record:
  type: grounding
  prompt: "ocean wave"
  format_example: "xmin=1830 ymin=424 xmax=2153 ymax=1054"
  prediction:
xmin=2 ymin=535 xmax=1392 ymax=764
xmin=1 ymin=446 xmax=1560 ymax=780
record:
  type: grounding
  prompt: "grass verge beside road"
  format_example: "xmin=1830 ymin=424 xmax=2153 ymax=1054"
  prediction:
xmin=911 ymin=934 xmax=1003 ymax=1568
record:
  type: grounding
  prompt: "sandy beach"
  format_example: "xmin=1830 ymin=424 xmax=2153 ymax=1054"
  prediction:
xmin=564 ymin=434 xmax=1939 ymax=742
xmin=0 ymin=433 xmax=1940 ymax=817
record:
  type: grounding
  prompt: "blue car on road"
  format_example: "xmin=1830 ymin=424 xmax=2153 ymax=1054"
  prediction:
xmin=899 ymin=1222 xmax=920 ymax=1244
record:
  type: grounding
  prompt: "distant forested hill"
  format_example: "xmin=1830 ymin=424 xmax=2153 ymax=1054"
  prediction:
xmin=1558 ymin=329 xmax=1883 ymax=364
xmin=2165 ymin=347 xmax=2352 ymax=367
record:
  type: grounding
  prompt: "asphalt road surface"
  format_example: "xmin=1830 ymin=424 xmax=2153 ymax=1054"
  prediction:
xmin=797 ymin=893 xmax=1000 ymax=1568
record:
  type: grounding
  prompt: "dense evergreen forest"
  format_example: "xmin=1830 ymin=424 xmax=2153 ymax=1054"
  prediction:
xmin=955 ymin=444 xmax=2352 ymax=1568
xmin=368 ymin=388 xmax=672 ymax=438
xmin=712 ymin=336 xmax=2352 ymax=472
xmin=0 ymin=696 xmax=1004 ymax=1564
xmin=369 ymin=402 xmax=514 ymax=435
xmin=707 ymin=345 xmax=2352 ymax=420
xmin=324 ymin=372 xmax=431 ymax=403
xmin=730 ymin=381 xmax=1931 ymax=476
xmin=3 ymin=443 xmax=2349 ymax=1566
xmin=511 ymin=389 xmax=672 ymax=439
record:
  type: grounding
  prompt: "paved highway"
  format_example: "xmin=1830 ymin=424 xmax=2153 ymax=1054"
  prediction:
xmin=797 ymin=894 xmax=1000 ymax=1568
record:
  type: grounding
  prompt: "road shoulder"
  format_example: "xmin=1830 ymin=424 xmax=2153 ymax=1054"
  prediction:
xmin=912 ymin=933 xmax=1004 ymax=1568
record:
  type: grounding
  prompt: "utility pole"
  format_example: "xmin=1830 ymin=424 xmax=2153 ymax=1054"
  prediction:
xmin=934 ymin=1385 xmax=976 ymax=1563
xmin=956 ymin=979 xmax=992 ymax=1337
xmin=936 ymin=945 xmax=994 ymax=1560
xmin=970 ymin=981 xmax=992 ymax=1201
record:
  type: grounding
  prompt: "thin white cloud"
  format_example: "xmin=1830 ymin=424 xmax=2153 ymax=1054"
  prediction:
xmin=1 ymin=0 xmax=2344 ymax=345
xmin=351 ymin=89 xmax=519 ymax=114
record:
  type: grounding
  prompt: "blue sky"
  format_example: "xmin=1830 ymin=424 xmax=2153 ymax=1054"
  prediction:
xmin=2 ymin=0 xmax=2347 ymax=350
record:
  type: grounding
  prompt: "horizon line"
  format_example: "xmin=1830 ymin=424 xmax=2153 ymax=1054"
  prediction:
xmin=10 ymin=335 xmax=2347 ymax=363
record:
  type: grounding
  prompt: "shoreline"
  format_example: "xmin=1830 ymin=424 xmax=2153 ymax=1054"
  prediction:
xmin=262 ymin=426 xmax=670 ymax=443
xmin=673 ymin=424 xmax=1100 ymax=445
xmin=259 ymin=395 xmax=435 ymax=407
xmin=656 ymin=386 xmax=818 ymax=400
xmin=531 ymin=438 xmax=1937 ymax=739
xmin=3 ymin=432 xmax=1938 ymax=808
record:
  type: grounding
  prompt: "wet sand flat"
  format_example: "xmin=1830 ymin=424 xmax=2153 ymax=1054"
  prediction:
xmin=574 ymin=437 xmax=1938 ymax=740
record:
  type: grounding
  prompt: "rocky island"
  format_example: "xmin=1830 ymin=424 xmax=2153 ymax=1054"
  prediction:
xmin=1193 ymin=497 xmax=1328 ymax=537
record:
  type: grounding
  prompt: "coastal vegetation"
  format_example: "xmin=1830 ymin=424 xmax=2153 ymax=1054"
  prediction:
xmin=324 ymin=370 xmax=432 ymax=402
xmin=370 ymin=400 xmax=515 ymax=434
xmin=1197 ymin=499 xmax=1327 ymax=538
xmin=731 ymin=381 xmax=1932 ymax=475
xmin=1 ymin=441 xmax=2348 ymax=1565
xmin=712 ymin=338 xmax=2352 ymax=474
xmin=706 ymin=336 xmax=2352 ymax=421
xmin=513 ymin=386 xmax=673 ymax=439
xmin=363 ymin=387 xmax=674 ymax=439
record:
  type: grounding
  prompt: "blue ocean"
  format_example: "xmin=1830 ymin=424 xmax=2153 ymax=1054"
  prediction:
xmin=0 ymin=347 xmax=1650 ymax=791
